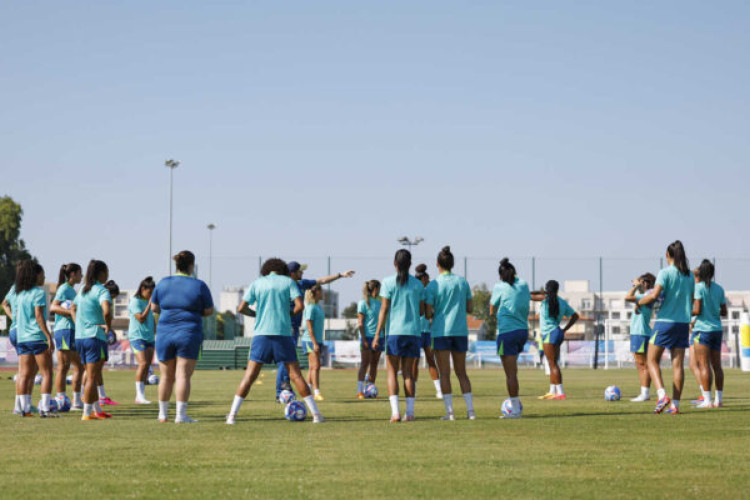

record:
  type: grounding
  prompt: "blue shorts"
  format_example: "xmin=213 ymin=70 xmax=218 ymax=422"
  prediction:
xmin=630 ymin=335 xmax=649 ymax=354
xmin=131 ymin=339 xmax=155 ymax=352
xmin=386 ymin=335 xmax=420 ymax=358
xmin=301 ymin=340 xmax=321 ymax=355
xmin=54 ymin=329 xmax=76 ymax=351
xmin=650 ymin=322 xmax=689 ymax=349
xmin=76 ymin=338 xmax=108 ymax=364
xmin=420 ymin=332 xmax=431 ymax=349
xmin=16 ymin=340 xmax=49 ymax=356
xmin=361 ymin=336 xmax=384 ymax=352
xmin=9 ymin=327 xmax=17 ymax=348
xmin=432 ymin=336 xmax=469 ymax=352
xmin=156 ymin=331 xmax=203 ymax=362
xmin=496 ymin=329 xmax=528 ymax=356
xmin=543 ymin=327 xmax=564 ymax=347
xmin=250 ymin=335 xmax=298 ymax=364
xmin=693 ymin=330 xmax=723 ymax=351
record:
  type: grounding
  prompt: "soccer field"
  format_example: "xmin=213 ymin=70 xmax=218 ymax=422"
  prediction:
xmin=1 ymin=368 xmax=749 ymax=499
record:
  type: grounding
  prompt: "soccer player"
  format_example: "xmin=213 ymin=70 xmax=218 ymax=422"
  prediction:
xmin=356 ymin=280 xmax=382 ymax=399
xmin=691 ymin=260 xmax=727 ymax=408
xmin=14 ymin=261 xmax=56 ymax=417
xmin=638 ymin=241 xmax=694 ymax=415
xmin=129 ymin=276 xmax=156 ymax=404
xmin=276 ymin=262 xmax=355 ymax=401
xmin=152 ymin=251 xmax=214 ymax=423
xmin=301 ymin=284 xmax=325 ymax=401
xmin=51 ymin=263 xmax=84 ymax=410
xmin=490 ymin=258 xmax=531 ymax=419
xmin=425 ymin=246 xmax=474 ymax=420
xmin=624 ymin=273 xmax=656 ymax=402
xmin=226 ymin=258 xmax=323 ymax=424
xmin=4 ymin=280 xmax=37 ymax=414
xmin=72 ymin=260 xmax=114 ymax=420
xmin=531 ymin=280 xmax=578 ymax=400
xmin=414 ymin=264 xmax=442 ymax=400
xmin=372 ymin=249 xmax=425 ymax=423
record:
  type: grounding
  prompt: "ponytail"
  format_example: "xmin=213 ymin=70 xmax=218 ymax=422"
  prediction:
xmin=697 ymin=259 xmax=715 ymax=288
xmin=498 ymin=258 xmax=516 ymax=285
xmin=667 ymin=240 xmax=690 ymax=276
xmin=58 ymin=263 xmax=82 ymax=287
xmin=394 ymin=249 xmax=412 ymax=287
xmin=545 ymin=280 xmax=560 ymax=319
xmin=362 ymin=280 xmax=380 ymax=309
xmin=15 ymin=260 xmax=43 ymax=293
xmin=82 ymin=260 xmax=108 ymax=294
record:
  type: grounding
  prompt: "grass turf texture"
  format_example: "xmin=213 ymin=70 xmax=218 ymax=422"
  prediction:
xmin=1 ymin=368 xmax=749 ymax=499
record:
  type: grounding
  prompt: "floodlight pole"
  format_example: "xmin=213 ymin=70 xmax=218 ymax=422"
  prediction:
xmin=165 ymin=159 xmax=180 ymax=275
xmin=207 ymin=224 xmax=216 ymax=293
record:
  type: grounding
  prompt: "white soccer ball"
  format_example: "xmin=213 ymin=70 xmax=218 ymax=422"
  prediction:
xmin=501 ymin=398 xmax=522 ymax=417
xmin=66 ymin=375 xmax=73 ymax=385
xmin=34 ymin=374 xmax=43 ymax=385
xmin=604 ymin=386 xmax=621 ymax=401
xmin=147 ymin=374 xmax=160 ymax=385
xmin=285 ymin=401 xmax=307 ymax=421
xmin=61 ymin=300 xmax=72 ymax=310
xmin=279 ymin=390 xmax=296 ymax=404
xmin=363 ymin=383 xmax=378 ymax=399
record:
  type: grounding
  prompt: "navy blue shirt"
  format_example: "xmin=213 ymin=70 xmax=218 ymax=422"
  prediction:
xmin=152 ymin=275 xmax=214 ymax=336
xmin=291 ymin=279 xmax=317 ymax=330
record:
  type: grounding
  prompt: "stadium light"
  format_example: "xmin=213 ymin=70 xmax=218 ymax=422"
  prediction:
xmin=207 ymin=223 xmax=216 ymax=293
xmin=165 ymin=159 xmax=180 ymax=275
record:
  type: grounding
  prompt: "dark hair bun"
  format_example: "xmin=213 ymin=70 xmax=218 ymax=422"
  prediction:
xmin=500 ymin=257 xmax=510 ymax=266
xmin=441 ymin=246 xmax=451 ymax=254
xmin=415 ymin=264 xmax=427 ymax=273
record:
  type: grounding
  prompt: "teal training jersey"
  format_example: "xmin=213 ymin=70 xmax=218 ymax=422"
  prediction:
xmin=380 ymin=274 xmax=425 ymax=337
xmin=16 ymin=287 xmax=47 ymax=343
xmin=539 ymin=297 xmax=575 ymax=336
xmin=300 ymin=303 xmax=325 ymax=343
xmin=693 ymin=281 xmax=726 ymax=332
xmin=243 ymin=273 xmax=301 ymax=336
xmin=357 ymin=298 xmax=381 ymax=337
xmin=53 ymin=282 xmax=77 ymax=332
xmin=128 ymin=296 xmax=155 ymax=342
xmin=490 ymin=278 xmax=531 ymax=335
xmin=655 ymin=266 xmax=694 ymax=323
xmin=426 ymin=273 xmax=472 ymax=338
xmin=74 ymin=283 xmax=111 ymax=341
xmin=630 ymin=292 xmax=654 ymax=337
xmin=4 ymin=285 xmax=17 ymax=329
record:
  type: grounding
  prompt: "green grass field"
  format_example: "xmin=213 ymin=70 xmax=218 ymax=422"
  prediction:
xmin=1 ymin=367 xmax=749 ymax=499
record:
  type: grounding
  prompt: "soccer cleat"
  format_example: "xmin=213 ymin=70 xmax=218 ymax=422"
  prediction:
xmin=664 ymin=404 xmax=680 ymax=415
xmin=441 ymin=413 xmax=456 ymax=421
xmin=134 ymin=398 xmax=152 ymax=405
xmin=356 ymin=392 xmax=365 ymax=400
xmin=654 ymin=395 xmax=671 ymax=414
xmin=312 ymin=414 xmax=325 ymax=423
xmin=713 ymin=401 xmax=723 ymax=408
xmin=401 ymin=414 xmax=415 ymax=422
xmin=81 ymin=413 xmax=105 ymax=421
xmin=70 ymin=404 xmax=83 ymax=411
xmin=467 ymin=410 xmax=477 ymax=420
xmin=29 ymin=405 xmax=39 ymax=414
xmin=225 ymin=414 xmax=236 ymax=425
xmin=21 ymin=412 xmax=34 ymax=418
xmin=538 ymin=393 xmax=556 ymax=400
xmin=40 ymin=410 xmax=60 ymax=418
xmin=99 ymin=397 xmax=120 ymax=406
xmin=690 ymin=396 xmax=705 ymax=405
xmin=94 ymin=411 xmax=112 ymax=419
xmin=695 ymin=401 xmax=712 ymax=409
xmin=554 ymin=394 xmax=567 ymax=400
xmin=630 ymin=395 xmax=650 ymax=402
xmin=158 ymin=417 xmax=168 ymax=423
xmin=175 ymin=416 xmax=198 ymax=424
xmin=390 ymin=414 xmax=401 ymax=423
xmin=314 ymin=394 xmax=325 ymax=402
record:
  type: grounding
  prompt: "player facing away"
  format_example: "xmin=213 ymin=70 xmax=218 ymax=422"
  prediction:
xmin=624 ymin=273 xmax=656 ymax=402
xmin=357 ymin=280 xmax=382 ymax=399
xmin=531 ymin=280 xmax=579 ymax=400
xmin=301 ymin=284 xmax=326 ymax=401
xmin=490 ymin=258 xmax=531 ymax=419
xmin=50 ymin=263 xmax=84 ymax=410
xmin=4 ymin=277 xmax=39 ymax=415
xmin=414 ymin=264 xmax=442 ymax=400
xmin=72 ymin=260 xmax=114 ymax=420
xmin=226 ymin=258 xmax=323 ymax=424
xmin=372 ymin=249 xmax=425 ymax=423
xmin=129 ymin=276 xmax=156 ymax=404
xmin=425 ymin=246 xmax=474 ymax=420
xmin=14 ymin=261 xmax=56 ymax=417
xmin=638 ymin=241 xmax=694 ymax=414
xmin=691 ymin=260 xmax=727 ymax=408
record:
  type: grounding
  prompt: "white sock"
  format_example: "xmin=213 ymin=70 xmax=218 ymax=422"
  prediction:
xmin=136 ymin=382 xmax=145 ymax=399
xmin=314 ymin=389 xmax=321 ymax=396
xmin=41 ymin=393 xmax=51 ymax=412
xmin=715 ymin=390 xmax=723 ymax=404
xmin=73 ymin=392 xmax=83 ymax=406
xmin=433 ymin=379 xmax=442 ymax=394
xmin=15 ymin=395 xmax=23 ymax=413
xmin=94 ymin=401 xmax=102 ymax=413
xmin=229 ymin=395 xmax=244 ymax=416
xmin=364 ymin=374 xmax=370 ymax=383
xmin=510 ymin=396 xmax=521 ymax=413
xmin=555 ymin=384 xmax=564 ymax=395
xmin=406 ymin=397 xmax=415 ymax=416
xmin=357 ymin=381 xmax=364 ymax=392
xmin=672 ymin=400 xmax=680 ymax=409
xmin=464 ymin=393 xmax=474 ymax=412
xmin=83 ymin=403 xmax=93 ymax=417
xmin=443 ymin=394 xmax=454 ymax=415
xmin=389 ymin=395 xmax=399 ymax=416
xmin=158 ymin=401 xmax=169 ymax=420
xmin=640 ymin=386 xmax=650 ymax=398
xmin=701 ymin=388 xmax=711 ymax=402
xmin=24 ymin=394 xmax=32 ymax=410
xmin=176 ymin=401 xmax=188 ymax=419
xmin=97 ymin=385 xmax=107 ymax=399
xmin=549 ymin=384 xmax=555 ymax=394
xmin=699 ymin=385 xmax=705 ymax=393
xmin=303 ymin=395 xmax=320 ymax=416
xmin=657 ymin=388 xmax=666 ymax=399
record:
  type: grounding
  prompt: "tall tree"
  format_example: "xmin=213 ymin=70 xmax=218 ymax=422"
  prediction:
xmin=471 ymin=283 xmax=497 ymax=340
xmin=0 ymin=196 xmax=35 ymax=296
xmin=341 ymin=302 xmax=358 ymax=319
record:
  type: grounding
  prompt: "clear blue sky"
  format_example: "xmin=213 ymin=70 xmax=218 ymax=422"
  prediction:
xmin=2 ymin=1 xmax=749 ymax=308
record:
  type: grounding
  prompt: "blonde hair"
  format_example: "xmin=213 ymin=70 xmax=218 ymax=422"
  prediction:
xmin=305 ymin=284 xmax=322 ymax=305
xmin=362 ymin=280 xmax=381 ymax=309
